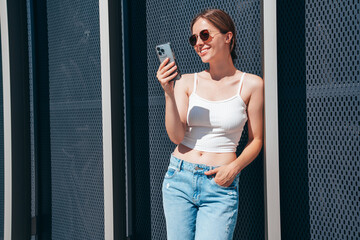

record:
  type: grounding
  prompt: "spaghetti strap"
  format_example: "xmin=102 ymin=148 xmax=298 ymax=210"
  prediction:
xmin=238 ymin=72 xmax=246 ymax=94
xmin=192 ymin=73 xmax=198 ymax=94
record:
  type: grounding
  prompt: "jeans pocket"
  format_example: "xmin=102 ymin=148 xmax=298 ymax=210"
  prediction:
xmin=164 ymin=166 xmax=178 ymax=179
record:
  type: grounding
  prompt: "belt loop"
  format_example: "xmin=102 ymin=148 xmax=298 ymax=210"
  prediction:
xmin=177 ymin=159 xmax=183 ymax=172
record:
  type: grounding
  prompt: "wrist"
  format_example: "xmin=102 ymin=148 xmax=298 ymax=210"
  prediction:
xmin=164 ymin=91 xmax=175 ymax=99
xmin=229 ymin=159 xmax=242 ymax=174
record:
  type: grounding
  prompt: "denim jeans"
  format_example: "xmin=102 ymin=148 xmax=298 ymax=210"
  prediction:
xmin=162 ymin=154 xmax=241 ymax=240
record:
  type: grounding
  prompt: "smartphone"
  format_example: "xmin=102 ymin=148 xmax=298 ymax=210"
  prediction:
xmin=155 ymin=42 xmax=181 ymax=82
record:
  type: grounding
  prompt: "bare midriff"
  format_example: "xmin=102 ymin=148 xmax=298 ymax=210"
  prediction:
xmin=172 ymin=143 xmax=237 ymax=166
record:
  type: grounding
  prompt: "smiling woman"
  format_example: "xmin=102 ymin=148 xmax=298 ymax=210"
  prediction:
xmin=156 ymin=8 xmax=264 ymax=240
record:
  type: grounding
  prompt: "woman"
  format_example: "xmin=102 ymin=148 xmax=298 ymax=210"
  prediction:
xmin=156 ymin=9 xmax=264 ymax=240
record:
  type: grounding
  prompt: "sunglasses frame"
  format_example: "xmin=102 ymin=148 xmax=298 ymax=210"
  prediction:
xmin=189 ymin=29 xmax=222 ymax=47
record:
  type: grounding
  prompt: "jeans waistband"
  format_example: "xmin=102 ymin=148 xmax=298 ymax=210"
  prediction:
xmin=170 ymin=154 xmax=241 ymax=178
xmin=169 ymin=154 xmax=238 ymax=175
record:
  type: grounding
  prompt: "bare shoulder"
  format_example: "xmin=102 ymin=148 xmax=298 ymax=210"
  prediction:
xmin=244 ymin=72 xmax=263 ymax=92
xmin=174 ymin=73 xmax=195 ymax=95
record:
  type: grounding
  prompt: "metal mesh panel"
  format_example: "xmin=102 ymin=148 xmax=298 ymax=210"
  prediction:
xmin=26 ymin=2 xmax=37 ymax=240
xmin=0 ymin=29 xmax=4 ymax=240
xmin=147 ymin=1 xmax=263 ymax=239
xmin=306 ymin=1 xmax=360 ymax=239
xmin=47 ymin=1 xmax=104 ymax=239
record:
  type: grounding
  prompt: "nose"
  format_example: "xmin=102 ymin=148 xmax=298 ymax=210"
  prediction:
xmin=194 ymin=35 xmax=204 ymax=47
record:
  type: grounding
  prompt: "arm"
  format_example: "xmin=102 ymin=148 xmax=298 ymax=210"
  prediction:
xmin=156 ymin=58 xmax=191 ymax=144
xmin=230 ymin=74 xmax=264 ymax=173
xmin=204 ymin=74 xmax=264 ymax=186
xmin=164 ymin=74 xmax=191 ymax=144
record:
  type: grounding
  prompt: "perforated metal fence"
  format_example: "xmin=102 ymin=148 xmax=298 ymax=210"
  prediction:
xmin=147 ymin=1 xmax=264 ymax=239
xmin=26 ymin=1 xmax=37 ymax=239
xmin=47 ymin=1 xmax=104 ymax=239
xmin=306 ymin=1 xmax=360 ymax=239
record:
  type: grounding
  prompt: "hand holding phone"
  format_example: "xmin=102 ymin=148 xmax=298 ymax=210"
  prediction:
xmin=155 ymin=42 xmax=181 ymax=83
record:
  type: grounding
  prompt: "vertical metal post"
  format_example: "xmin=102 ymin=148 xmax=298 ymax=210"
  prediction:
xmin=262 ymin=0 xmax=282 ymax=239
xmin=99 ymin=0 xmax=114 ymax=239
xmin=100 ymin=0 xmax=126 ymax=239
xmin=0 ymin=0 xmax=12 ymax=238
xmin=1 ymin=0 xmax=31 ymax=239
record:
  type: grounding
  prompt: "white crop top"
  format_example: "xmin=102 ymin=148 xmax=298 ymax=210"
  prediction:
xmin=180 ymin=72 xmax=248 ymax=152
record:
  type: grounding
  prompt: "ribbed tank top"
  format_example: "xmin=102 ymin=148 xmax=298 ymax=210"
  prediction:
xmin=180 ymin=72 xmax=248 ymax=152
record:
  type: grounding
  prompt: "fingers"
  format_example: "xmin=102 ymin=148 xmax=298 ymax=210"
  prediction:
xmin=158 ymin=57 xmax=169 ymax=71
xmin=162 ymin=64 xmax=177 ymax=77
xmin=157 ymin=58 xmax=172 ymax=74
xmin=204 ymin=168 xmax=218 ymax=175
xmin=158 ymin=58 xmax=175 ymax=72
xmin=156 ymin=58 xmax=179 ymax=93
xmin=160 ymin=61 xmax=176 ymax=76
xmin=162 ymin=71 xmax=178 ymax=83
xmin=157 ymin=61 xmax=178 ymax=84
xmin=213 ymin=178 xmax=230 ymax=187
xmin=160 ymin=72 xmax=177 ymax=86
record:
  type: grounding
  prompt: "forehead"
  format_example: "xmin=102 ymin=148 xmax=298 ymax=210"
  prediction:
xmin=192 ymin=18 xmax=218 ymax=33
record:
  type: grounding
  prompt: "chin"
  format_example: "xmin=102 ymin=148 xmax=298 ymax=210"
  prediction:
xmin=199 ymin=54 xmax=211 ymax=63
xmin=200 ymin=58 xmax=210 ymax=63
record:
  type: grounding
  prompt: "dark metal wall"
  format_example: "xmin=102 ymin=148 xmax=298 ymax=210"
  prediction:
xmin=125 ymin=0 xmax=151 ymax=239
xmin=47 ymin=1 xmax=104 ymax=239
xmin=31 ymin=0 xmax=52 ymax=238
xmin=277 ymin=1 xmax=310 ymax=239
xmin=306 ymin=1 xmax=360 ymax=239
xmin=146 ymin=1 xmax=264 ymax=239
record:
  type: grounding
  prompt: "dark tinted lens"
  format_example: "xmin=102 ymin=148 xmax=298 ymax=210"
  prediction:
xmin=189 ymin=34 xmax=197 ymax=46
xmin=200 ymin=30 xmax=210 ymax=41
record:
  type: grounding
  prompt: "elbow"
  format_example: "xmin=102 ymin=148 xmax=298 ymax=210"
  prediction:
xmin=172 ymin=140 xmax=182 ymax=145
xmin=247 ymin=137 xmax=263 ymax=149
xmin=166 ymin=124 xmax=186 ymax=145
xmin=256 ymin=137 xmax=263 ymax=147
xmin=168 ymin=125 xmax=186 ymax=145
xmin=170 ymin=135 xmax=184 ymax=145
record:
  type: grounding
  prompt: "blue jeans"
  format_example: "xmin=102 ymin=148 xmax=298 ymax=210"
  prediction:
xmin=162 ymin=154 xmax=241 ymax=240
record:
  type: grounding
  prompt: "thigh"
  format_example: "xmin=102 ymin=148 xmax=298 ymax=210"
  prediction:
xmin=195 ymin=176 xmax=239 ymax=240
xmin=162 ymin=166 xmax=197 ymax=240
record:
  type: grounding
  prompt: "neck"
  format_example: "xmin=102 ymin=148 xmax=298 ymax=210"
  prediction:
xmin=207 ymin=55 xmax=236 ymax=80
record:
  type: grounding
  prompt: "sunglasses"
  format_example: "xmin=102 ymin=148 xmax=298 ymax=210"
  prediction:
xmin=189 ymin=29 xmax=221 ymax=46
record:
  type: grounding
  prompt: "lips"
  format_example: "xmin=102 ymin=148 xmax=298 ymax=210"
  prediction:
xmin=199 ymin=47 xmax=210 ymax=56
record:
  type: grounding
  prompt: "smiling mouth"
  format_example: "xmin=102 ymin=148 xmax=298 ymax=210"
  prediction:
xmin=200 ymin=47 xmax=210 ymax=55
